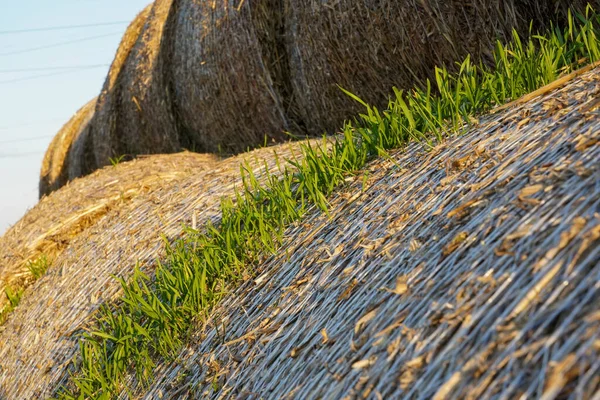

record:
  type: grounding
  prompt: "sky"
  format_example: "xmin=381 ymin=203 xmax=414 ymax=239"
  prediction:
xmin=0 ymin=0 xmax=151 ymax=235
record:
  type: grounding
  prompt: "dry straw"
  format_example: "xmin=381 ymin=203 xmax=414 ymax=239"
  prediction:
xmin=39 ymin=98 xmax=97 ymax=198
xmin=0 ymin=151 xmax=218 ymax=330
xmin=285 ymin=0 xmax=594 ymax=135
xmin=104 ymin=0 xmax=181 ymax=166
xmin=0 ymin=66 xmax=598 ymax=397
xmin=67 ymin=100 xmax=98 ymax=181
xmin=89 ymin=4 xmax=153 ymax=170
xmin=169 ymin=0 xmax=292 ymax=154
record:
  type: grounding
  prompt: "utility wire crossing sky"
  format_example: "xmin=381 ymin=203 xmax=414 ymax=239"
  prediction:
xmin=0 ymin=0 xmax=151 ymax=235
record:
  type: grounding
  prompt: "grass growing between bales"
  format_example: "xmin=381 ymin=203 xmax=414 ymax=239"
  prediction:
xmin=56 ymin=7 xmax=600 ymax=399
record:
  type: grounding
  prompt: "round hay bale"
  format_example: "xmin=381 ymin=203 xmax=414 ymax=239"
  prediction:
xmin=39 ymin=98 xmax=97 ymax=198
xmin=169 ymin=0 xmax=292 ymax=155
xmin=66 ymin=113 xmax=96 ymax=181
xmin=1 ymin=151 xmax=219 ymax=333
xmin=49 ymin=0 xmax=595 ymax=190
xmin=284 ymin=0 xmax=591 ymax=135
xmin=92 ymin=0 xmax=181 ymax=169
xmin=0 ymin=140 xmax=308 ymax=398
xmin=89 ymin=4 xmax=153 ymax=169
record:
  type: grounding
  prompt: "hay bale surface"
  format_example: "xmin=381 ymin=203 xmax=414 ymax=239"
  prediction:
xmin=39 ymin=98 xmax=97 ymax=198
xmin=66 ymin=113 xmax=96 ymax=181
xmin=101 ymin=0 xmax=181 ymax=166
xmin=48 ymin=0 xmax=595 ymax=193
xmin=1 ymin=151 xmax=218 ymax=329
xmin=89 ymin=4 xmax=153 ymax=170
xmin=169 ymin=0 xmax=291 ymax=154
xmin=137 ymin=68 xmax=598 ymax=398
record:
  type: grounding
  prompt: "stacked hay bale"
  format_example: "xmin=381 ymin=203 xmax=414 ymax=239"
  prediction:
xmin=95 ymin=0 xmax=181 ymax=167
xmin=39 ymin=98 xmax=97 ymax=198
xmin=284 ymin=0 xmax=597 ymax=134
xmin=3 ymin=151 xmax=219 ymax=325
xmin=89 ymin=4 xmax=154 ymax=170
xmin=168 ymin=0 xmax=292 ymax=154
xmin=43 ymin=0 xmax=596 ymax=195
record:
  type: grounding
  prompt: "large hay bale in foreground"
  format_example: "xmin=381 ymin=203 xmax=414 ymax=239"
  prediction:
xmin=1 ymin=67 xmax=598 ymax=398
xmin=39 ymin=98 xmax=97 ymax=198
xmin=89 ymin=4 xmax=153 ymax=170
xmin=139 ymin=66 xmax=600 ymax=399
xmin=169 ymin=0 xmax=292 ymax=154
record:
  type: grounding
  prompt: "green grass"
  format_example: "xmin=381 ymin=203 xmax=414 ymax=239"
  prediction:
xmin=56 ymin=7 xmax=600 ymax=399
xmin=0 ymin=254 xmax=50 ymax=325
xmin=109 ymin=155 xmax=126 ymax=167
xmin=0 ymin=286 xmax=24 ymax=325
xmin=27 ymin=254 xmax=49 ymax=280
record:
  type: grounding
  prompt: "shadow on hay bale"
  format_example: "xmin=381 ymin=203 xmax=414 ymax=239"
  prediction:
xmin=89 ymin=4 xmax=153 ymax=170
xmin=2 ymin=151 xmax=219 ymax=332
xmin=39 ymin=98 xmax=97 ymax=198
xmin=169 ymin=0 xmax=293 ymax=154
xmin=66 ymin=101 xmax=97 ymax=182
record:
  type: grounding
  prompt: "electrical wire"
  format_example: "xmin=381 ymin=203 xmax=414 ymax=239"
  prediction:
xmin=0 ymin=64 xmax=110 ymax=73
xmin=0 ymin=135 xmax=53 ymax=144
xmin=0 ymin=65 xmax=108 ymax=84
xmin=0 ymin=151 xmax=43 ymax=159
xmin=0 ymin=21 xmax=129 ymax=35
xmin=0 ymin=119 xmax=65 ymax=131
xmin=0 ymin=31 xmax=122 ymax=56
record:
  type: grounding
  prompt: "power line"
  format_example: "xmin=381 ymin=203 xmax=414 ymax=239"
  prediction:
xmin=0 ymin=21 xmax=129 ymax=35
xmin=0 ymin=119 xmax=65 ymax=130
xmin=0 ymin=64 xmax=110 ymax=73
xmin=0 ymin=135 xmax=53 ymax=144
xmin=0 ymin=31 xmax=122 ymax=57
xmin=0 ymin=151 xmax=43 ymax=159
xmin=0 ymin=65 xmax=108 ymax=84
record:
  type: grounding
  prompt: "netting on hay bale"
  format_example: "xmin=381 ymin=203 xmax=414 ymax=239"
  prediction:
xmin=1 ymin=152 xmax=218 ymax=331
xmin=169 ymin=0 xmax=292 ymax=155
xmin=39 ymin=98 xmax=97 ymax=198
xmin=138 ymin=66 xmax=600 ymax=400
xmin=0 ymin=141 xmax=308 ymax=398
xmin=0 ymin=66 xmax=598 ymax=398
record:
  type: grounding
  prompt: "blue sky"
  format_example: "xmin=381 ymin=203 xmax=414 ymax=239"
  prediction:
xmin=0 ymin=0 xmax=151 ymax=234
